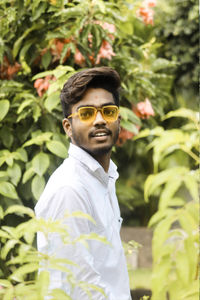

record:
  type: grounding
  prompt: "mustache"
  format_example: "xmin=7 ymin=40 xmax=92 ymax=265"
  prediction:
xmin=89 ymin=127 xmax=112 ymax=137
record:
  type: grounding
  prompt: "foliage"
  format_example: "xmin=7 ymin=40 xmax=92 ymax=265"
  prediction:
xmin=0 ymin=205 xmax=109 ymax=299
xmin=136 ymin=108 xmax=199 ymax=300
xmin=0 ymin=0 xmax=175 ymax=226
xmin=154 ymin=0 xmax=198 ymax=107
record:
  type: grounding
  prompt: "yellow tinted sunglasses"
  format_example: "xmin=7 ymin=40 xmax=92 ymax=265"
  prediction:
xmin=68 ymin=105 xmax=119 ymax=124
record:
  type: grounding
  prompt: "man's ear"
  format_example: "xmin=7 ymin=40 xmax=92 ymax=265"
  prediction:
xmin=62 ymin=118 xmax=72 ymax=139
xmin=118 ymin=113 xmax=121 ymax=124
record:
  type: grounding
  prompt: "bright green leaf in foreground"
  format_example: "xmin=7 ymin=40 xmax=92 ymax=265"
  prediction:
xmin=0 ymin=181 xmax=18 ymax=199
xmin=0 ymin=100 xmax=10 ymax=121
xmin=46 ymin=140 xmax=68 ymax=158
xmin=32 ymin=152 xmax=50 ymax=177
xmin=31 ymin=175 xmax=45 ymax=200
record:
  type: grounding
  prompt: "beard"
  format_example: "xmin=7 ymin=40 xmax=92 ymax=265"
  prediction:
xmin=71 ymin=125 xmax=120 ymax=158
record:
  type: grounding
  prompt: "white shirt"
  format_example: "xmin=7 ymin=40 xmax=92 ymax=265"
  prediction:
xmin=35 ymin=143 xmax=131 ymax=300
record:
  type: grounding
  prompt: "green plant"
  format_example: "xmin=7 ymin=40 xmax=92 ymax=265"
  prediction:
xmin=154 ymin=0 xmax=198 ymax=108
xmin=136 ymin=108 xmax=199 ymax=299
xmin=0 ymin=205 xmax=109 ymax=299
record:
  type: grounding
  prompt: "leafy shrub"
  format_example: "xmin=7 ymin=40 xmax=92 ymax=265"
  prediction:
xmin=136 ymin=108 xmax=199 ymax=299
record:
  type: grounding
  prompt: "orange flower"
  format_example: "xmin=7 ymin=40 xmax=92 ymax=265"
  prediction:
xmin=144 ymin=0 xmax=156 ymax=7
xmin=137 ymin=0 xmax=156 ymax=25
xmin=133 ymin=98 xmax=155 ymax=119
xmin=94 ymin=20 xmax=116 ymax=41
xmin=34 ymin=75 xmax=56 ymax=97
xmin=96 ymin=40 xmax=116 ymax=64
xmin=117 ymin=125 xmax=141 ymax=146
xmin=116 ymin=128 xmax=134 ymax=146
xmin=0 ymin=56 xmax=21 ymax=79
xmin=51 ymin=38 xmax=71 ymax=62
xmin=74 ymin=48 xmax=85 ymax=66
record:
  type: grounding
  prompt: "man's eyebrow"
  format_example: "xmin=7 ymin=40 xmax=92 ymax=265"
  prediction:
xmin=76 ymin=102 xmax=115 ymax=110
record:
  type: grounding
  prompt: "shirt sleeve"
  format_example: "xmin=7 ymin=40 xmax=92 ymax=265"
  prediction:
xmin=41 ymin=185 xmax=115 ymax=300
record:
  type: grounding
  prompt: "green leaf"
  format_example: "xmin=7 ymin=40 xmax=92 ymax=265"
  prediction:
xmin=0 ymin=100 xmax=10 ymax=121
xmin=32 ymin=65 xmax=74 ymax=80
xmin=152 ymin=58 xmax=177 ymax=72
xmin=0 ymin=229 xmax=10 ymax=239
xmin=32 ymin=152 xmax=50 ymax=176
xmin=22 ymin=167 xmax=35 ymax=184
xmin=10 ymin=263 xmax=39 ymax=282
xmin=0 ymin=206 xmax=3 ymax=219
xmin=159 ymin=178 xmax=183 ymax=209
xmin=0 ymin=126 xmax=14 ymax=148
xmin=23 ymin=132 xmax=53 ymax=147
xmin=0 ymin=279 xmax=12 ymax=288
xmin=31 ymin=175 xmax=45 ymax=200
xmin=7 ymin=163 xmax=22 ymax=186
xmin=44 ymin=91 xmax=60 ymax=112
xmin=176 ymin=248 xmax=190 ymax=285
xmin=152 ymin=216 xmax=175 ymax=260
xmin=13 ymin=23 xmax=45 ymax=58
xmin=148 ymin=208 xmax=174 ymax=228
xmin=144 ymin=167 xmax=188 ymax=202
xmin=183 ymin=172 xmax=199 ymax=202
xmin=36 ymin=271 xmax=50 ymax=299
xmin=0 ymin=181 xmax=18 ymax=199
xmin=162 ymin=108 xmax=199 ymax=124
xmin=46 ymin=140 xmax=68 ymax=158
xmin=17 ymin=99 xmax=35 ymax=114
xmin=1 ymin=239 xmax=19 ymax=259
xmin=4 ymin=205 xmax=34 ymax=218
xmin=120 ymin=119 xmax=139 ymax=134
xmin=16 ymin=148 xmax=28 ymax=162
xmin=120 ymin=106 xmax=141 ymax=125
xmin=133 ymin=127 xmax=164 ymax=140
xmin=65 ymin=211 xmax=96 ymax=224
xmin=42 ymin=49 xmax=52 ymax=69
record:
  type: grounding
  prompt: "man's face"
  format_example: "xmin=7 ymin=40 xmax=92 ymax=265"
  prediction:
xmin=63 ymin=88 xmax=120 ymax=157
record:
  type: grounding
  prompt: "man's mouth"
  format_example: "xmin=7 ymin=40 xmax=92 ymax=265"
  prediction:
xmin=94 ymin=132 xmax=108 ymax=137
xmin=90 ymin=129 xmax=111 ymax=138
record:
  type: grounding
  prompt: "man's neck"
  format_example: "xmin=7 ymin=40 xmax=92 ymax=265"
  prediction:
xmin=93 ymin=152 xmax=111 ymax=173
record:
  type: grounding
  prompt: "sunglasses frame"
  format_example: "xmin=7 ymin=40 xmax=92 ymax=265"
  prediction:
xmin=67 ymin=105 xmax=119 ymax=123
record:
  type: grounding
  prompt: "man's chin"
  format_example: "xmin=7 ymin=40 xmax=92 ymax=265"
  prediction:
xmin=81 ymin=144 xmax=112 ymax=157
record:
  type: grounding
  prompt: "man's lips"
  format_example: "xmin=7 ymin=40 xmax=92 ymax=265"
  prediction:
xmin=89 ymin=129 xmax=111 ymax=138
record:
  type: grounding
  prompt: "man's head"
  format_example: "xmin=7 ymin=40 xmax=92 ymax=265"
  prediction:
xmin=60 ymin=66 xmax=120 ymax=118
xmin=61 ymin=67 xmax=121 ymax=159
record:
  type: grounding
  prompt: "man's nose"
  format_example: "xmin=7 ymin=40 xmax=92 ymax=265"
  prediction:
xmin=93 ymin=111 xmax=106 ymax=125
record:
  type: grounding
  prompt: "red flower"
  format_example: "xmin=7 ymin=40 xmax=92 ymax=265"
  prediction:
xmin=133 ymin=98 xmax=155 ymax=119
xmin=34 ymin=75 xmax=56 ymax=97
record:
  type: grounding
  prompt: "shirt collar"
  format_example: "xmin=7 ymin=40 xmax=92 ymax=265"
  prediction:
xmin=67 ymin=143 xmax=119 ymax=185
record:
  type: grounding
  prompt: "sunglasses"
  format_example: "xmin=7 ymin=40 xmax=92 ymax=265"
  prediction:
xmin=67 ymin=105 xmax=119 ymax=123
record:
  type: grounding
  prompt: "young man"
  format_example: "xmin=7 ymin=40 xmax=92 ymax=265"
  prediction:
xmin=35 ymin=67 xmax=132 ymax=300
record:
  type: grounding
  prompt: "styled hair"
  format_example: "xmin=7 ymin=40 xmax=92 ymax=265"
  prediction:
xmin=60 ymin=66 xmax=121 ymax=118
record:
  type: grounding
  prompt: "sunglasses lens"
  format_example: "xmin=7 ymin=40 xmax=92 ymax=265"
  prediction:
xmin=103 ymin=106 xmax=119 ymax=121
xmin=79 ymin=107 xmax=95 ymax=122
